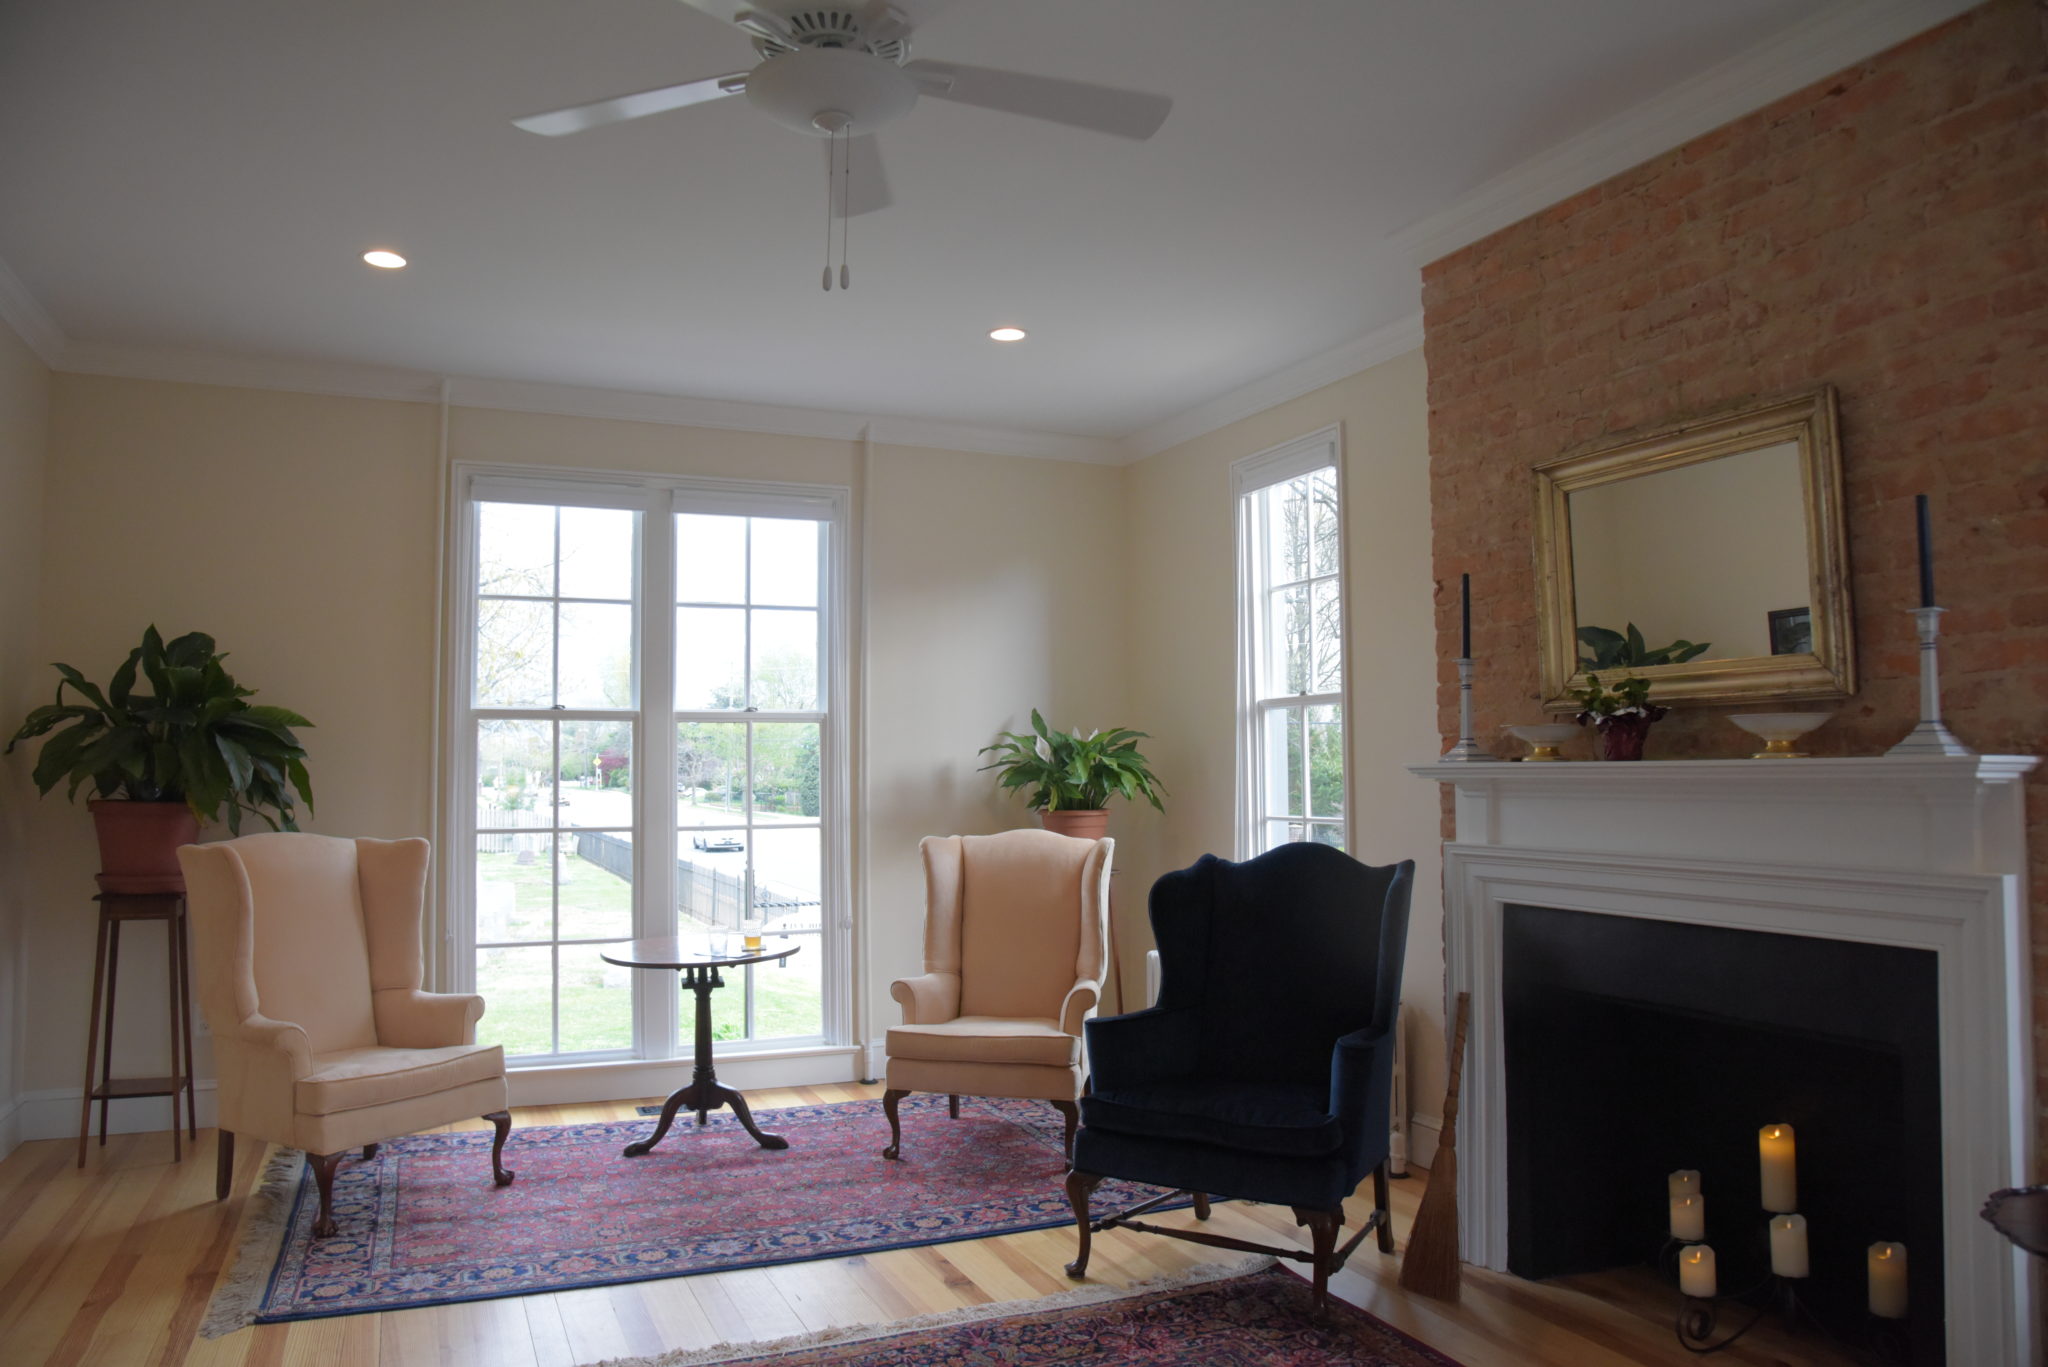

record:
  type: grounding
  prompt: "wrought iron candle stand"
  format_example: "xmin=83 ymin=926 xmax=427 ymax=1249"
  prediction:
xmin=1660 ymin=1235 xmax=1907 ymax=1363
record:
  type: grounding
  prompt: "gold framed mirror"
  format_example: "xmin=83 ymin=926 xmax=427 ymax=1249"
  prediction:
xmin=1534 ymin=386 xmax=1854 ymax=711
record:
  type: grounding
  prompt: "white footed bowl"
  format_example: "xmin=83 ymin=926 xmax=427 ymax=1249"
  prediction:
xmin=1729 ymin=711 xmax=1834 ymax=758
xmin=1505 ymin=723 xmax=1582 ymax=760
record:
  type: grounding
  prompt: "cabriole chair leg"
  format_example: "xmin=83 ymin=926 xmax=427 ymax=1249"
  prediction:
xmin=881 ymin=1088 xmax=909 ymax=1159
xmin=1064 ymin=1170 xmax=1103 ymax=1278
xmin=486 ymin=1110 xmax=515 ymax=1186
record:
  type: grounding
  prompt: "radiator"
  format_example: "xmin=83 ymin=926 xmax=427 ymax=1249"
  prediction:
xmin=1142 ymin=950 xmax=1411 ymax=1175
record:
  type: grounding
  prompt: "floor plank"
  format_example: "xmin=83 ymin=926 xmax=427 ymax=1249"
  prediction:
xmin=0 ymin=1085 xmax=1863 ymax=1366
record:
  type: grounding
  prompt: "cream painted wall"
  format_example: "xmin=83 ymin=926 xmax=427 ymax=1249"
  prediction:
xmin=1119 ymin=349 xmax=1449 ymax=1157
xmin=20 ymin=375 xmax=1128 ymax=1120
xmin=0 ymin=316 xmax=52 ymax=1148
xmin=862 ymin=443 xmax=1127 ymax=1056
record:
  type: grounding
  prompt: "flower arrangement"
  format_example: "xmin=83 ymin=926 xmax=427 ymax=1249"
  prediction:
xmin=1571 ymin=672 xmax=1667 ymax=761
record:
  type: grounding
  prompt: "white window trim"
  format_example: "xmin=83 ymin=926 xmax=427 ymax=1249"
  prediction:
xmin=1231 ymin=426 xmax=1354 ymax=860
xmin=437 ymin=462 xmax=854 ymax=1069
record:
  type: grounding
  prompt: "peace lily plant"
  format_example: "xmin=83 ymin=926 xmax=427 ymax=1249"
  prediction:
xmin=979 ymin=710 xmax=1164 ymax=838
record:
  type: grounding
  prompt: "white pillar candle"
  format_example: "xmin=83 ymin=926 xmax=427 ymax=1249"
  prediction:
xmin=1758 ymin=1124 xmax=1797 ymax=1212
xmin=1769 ymin=1213 xmax=1809 ymax=1278
xmin=1679 ymin=1244 xmax=1717 ymax=1299
xmin=1667 ymin=1169 xmax=1700 ymax=1198
xmin=1868 ymin=1242 xmax=1908 ymax=1318
xmin=1669 ymin=1194 xmax=1705 ymax=1242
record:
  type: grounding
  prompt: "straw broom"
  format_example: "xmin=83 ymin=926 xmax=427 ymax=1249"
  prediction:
xmin=1399 ymin=990 xmax=1471 ymax=1301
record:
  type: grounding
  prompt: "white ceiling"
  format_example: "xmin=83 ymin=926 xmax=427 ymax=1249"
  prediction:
xmin=0 ymin=1 xmax=1965 ymax=447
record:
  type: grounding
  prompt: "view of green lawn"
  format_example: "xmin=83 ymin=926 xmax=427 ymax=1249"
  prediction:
xmin=475 ymin=849 xmax=822 ymax=1057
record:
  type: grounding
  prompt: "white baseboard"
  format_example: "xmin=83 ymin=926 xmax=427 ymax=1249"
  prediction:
xmin=505 ymin=1046 xmax=861 ymax=1108
xmin=11 ymin=1082 xmax=220 ymax=1146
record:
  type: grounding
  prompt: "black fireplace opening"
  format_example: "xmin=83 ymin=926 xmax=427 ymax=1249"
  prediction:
xmin=1503 ymin=904 xmax=1943 ymax=1364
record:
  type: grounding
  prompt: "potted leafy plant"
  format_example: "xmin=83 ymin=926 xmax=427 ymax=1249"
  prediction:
xmin=6 ymin=626 xmax=315 ymax=892
xmin=1571 ymin=672 xmax=1668 ymax=762
xmin=978 ymin=710 xmax=1165 ymax=840
xmin=1577 ymin=623 xmax=1711 ymax=670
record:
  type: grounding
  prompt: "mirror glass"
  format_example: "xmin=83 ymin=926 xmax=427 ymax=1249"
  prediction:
xmin=1534 ymin=387 xmax=1853 ymax=710
xmin=1569 ymin=441 xmax=1809 ymax=668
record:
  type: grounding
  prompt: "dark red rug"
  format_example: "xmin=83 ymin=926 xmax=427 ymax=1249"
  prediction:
xmin=601 ymin=1260 xmax=1466 ymax=1367
xmin=206 ymin=1094 xmax=1189 ymax=1330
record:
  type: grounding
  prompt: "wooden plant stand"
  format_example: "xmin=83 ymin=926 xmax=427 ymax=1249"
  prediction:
xmin=77 ymin=892 xmax=197 ymax=1166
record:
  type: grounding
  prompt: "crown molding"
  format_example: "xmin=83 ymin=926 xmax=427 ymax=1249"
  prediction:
xmin=446 ymin=376 xmax=1123 ymax=464
xmin=54 ymin=341 xmax=1122 ymax=464
xmin=1123 ymin=312 xmax=1424 ymax=460
xmin=61 ymin=340 xmax=445 ymax=403
xmin=1389 ymin=0 xmax=1983 ymax=270
xmin=0 ymin=255 xmax=65 ymax=366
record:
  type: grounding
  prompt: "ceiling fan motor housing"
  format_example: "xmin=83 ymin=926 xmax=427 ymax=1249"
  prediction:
xmin=744 ymin=47 xmax=919 ymax=135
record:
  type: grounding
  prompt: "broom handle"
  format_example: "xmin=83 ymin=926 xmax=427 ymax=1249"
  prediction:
xmin=1436 ymin=991 xmax=1472 ymax=1150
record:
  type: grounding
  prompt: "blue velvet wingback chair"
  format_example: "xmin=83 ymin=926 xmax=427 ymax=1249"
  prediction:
xmin=1064 ymin=843 xmax=1414 ymax=1306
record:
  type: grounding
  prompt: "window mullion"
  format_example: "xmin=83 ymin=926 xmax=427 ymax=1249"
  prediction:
xmin=640 ymin=497 xmax=679 ymax=1059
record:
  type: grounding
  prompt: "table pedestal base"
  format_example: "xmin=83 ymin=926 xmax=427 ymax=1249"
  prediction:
xmin=623 ymin=963 xmax=788 ymax=1157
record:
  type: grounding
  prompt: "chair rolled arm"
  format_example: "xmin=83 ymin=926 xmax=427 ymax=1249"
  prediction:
xmin=1082 ymin=1006 xmax=1201 ymax=1092
xmin=1331 ymin=1022 xmax=1398 ymax=1170
xmin=375 ymin=987 xmax=487 ymax=1048
xmin=890 ymin=972 xmax=960 ymax=1025
xmin=1059 ymin=979 xmax=1100 ymax=1036
xmin=237 ymin=1014 xmax=314 ymax=1076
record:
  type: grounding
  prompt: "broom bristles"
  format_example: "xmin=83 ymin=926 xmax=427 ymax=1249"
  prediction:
xmin=1397 ymin=1141 xmax=1462 ymax=1301
xmin=1398 ymin=989 xmax=1470 ymax=1302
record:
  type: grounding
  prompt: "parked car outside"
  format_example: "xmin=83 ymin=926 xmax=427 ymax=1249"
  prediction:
xmin=692 ymin=833 xmax=743 ymax=852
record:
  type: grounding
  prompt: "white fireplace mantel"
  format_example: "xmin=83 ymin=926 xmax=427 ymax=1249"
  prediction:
xmin=1410 ymin=754 xmax=2038 ymax=1366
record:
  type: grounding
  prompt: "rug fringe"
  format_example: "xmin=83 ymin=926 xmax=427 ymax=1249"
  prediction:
xmin=199 ymin=1146 xmax=304 ymax=1339
xmin=586 ymin=1254 xmax=1278 ymax=1367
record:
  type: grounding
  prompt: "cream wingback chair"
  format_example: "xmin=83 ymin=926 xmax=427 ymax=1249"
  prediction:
xmin=179 ymin=833 xmax=513 ymax=1239
xmin=882 ymin=828 xmax=1112 ymax=1161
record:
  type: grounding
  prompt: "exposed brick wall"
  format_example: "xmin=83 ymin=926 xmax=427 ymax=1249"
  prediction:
xmin=1423 ymin=0 xmax=2047 ymax=1161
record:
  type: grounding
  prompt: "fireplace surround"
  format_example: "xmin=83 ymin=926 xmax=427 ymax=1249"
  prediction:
xmin=1411 ymin=755 xmax=2037 ymax=1366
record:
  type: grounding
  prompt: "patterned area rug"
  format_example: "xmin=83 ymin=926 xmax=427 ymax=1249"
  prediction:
xmin=588 ymin=1258 xmax=1465 ymax=1367
xmin=205 ymin=1094 xmax=1184 ymax=1332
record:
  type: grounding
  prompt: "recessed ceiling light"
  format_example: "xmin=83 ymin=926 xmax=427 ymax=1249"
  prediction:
xmin=989 ymin=326 xmax=1027 ymax=342
xmin=362 ymin=250 xmax=408 ymax=269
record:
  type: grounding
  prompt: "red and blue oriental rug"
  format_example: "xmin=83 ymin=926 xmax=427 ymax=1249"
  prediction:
xmin=204 ymin=1094 xmax=1190 ymax=1332
xmin=590 ymin=1259 xmax=1465 ymax=1367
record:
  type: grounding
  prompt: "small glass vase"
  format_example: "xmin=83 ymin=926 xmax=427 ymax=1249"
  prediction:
xmin=1595 ymin=715 xmax=1655 ymax=762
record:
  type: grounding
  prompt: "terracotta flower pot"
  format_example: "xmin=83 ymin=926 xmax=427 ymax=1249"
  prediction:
xmin=1039 ymin=809 xmax=1110 ymax=841
xmin=89 ymin=799 xmax=202 ymax=894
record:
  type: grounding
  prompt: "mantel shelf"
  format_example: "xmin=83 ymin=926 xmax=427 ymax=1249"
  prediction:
xmin=1410 ymin=753 xmax=2037 ymax=787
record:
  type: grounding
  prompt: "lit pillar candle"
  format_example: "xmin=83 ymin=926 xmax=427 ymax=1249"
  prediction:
xmin=1868 ymin=1242 xmax=1908 ymax=1319
xmin=1770 ymin=1213 xmax=1809 ymax=1278
xmin=1670 ymin=1193 xmax=1705 ymax=1242
xmin=1679 ymin=1244 xmax=1717 ymax=1298
xmin=1667 ymin=1169 xmax=1700 ymax=1198
xmin=1758 ymin=1124 xmax=1797 ymax=1212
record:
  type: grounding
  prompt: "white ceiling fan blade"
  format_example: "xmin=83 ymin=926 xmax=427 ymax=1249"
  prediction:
xmin=512 ymin=73 xmax=748 ymax=136
xmin=826 ymin=134 xmax=892 ymax=216
xmin=904 ymin=61 xmax=1170 ymax=140
xmin=674 ymin=1 xmax=791 ymax=39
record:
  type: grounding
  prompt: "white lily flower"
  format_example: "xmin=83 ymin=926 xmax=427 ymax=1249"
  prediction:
xmin=1034 ymin=736 xmax=1053 ymax=763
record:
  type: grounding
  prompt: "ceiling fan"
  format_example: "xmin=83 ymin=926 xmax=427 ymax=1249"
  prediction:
xmin=513 ymin=1 xmax=1173 ymax=284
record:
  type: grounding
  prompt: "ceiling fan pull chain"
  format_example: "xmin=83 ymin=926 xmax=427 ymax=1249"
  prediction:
xmin=821 ymin=123 xmax=836 ymax=290
xmin=839 ymin=123 xmax=852 ymax=290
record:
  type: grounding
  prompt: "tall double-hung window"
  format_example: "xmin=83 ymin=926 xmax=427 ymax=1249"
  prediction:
xmin=1234 ymin=428 xmax=1349 ymax=857
xmin=452 ymin=469 xmax=847 ymax=1065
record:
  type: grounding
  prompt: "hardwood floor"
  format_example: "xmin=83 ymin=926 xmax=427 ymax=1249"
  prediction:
xmin=0 ymin=1084 xmax=1855 ymax=1366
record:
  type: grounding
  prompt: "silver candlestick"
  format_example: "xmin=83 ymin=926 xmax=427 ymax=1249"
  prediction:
xmin=1886 ymin=606 xmax=1974 ymax=757
xmin=1441 ymin=657 xmax=1499 ymax=762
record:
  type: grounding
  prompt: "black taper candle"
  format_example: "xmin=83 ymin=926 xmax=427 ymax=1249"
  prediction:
xmin=1460 ymin=573 xmax=1472 ymax=658
xmin=1915 ymin=493 xmax=1935 ymax=608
